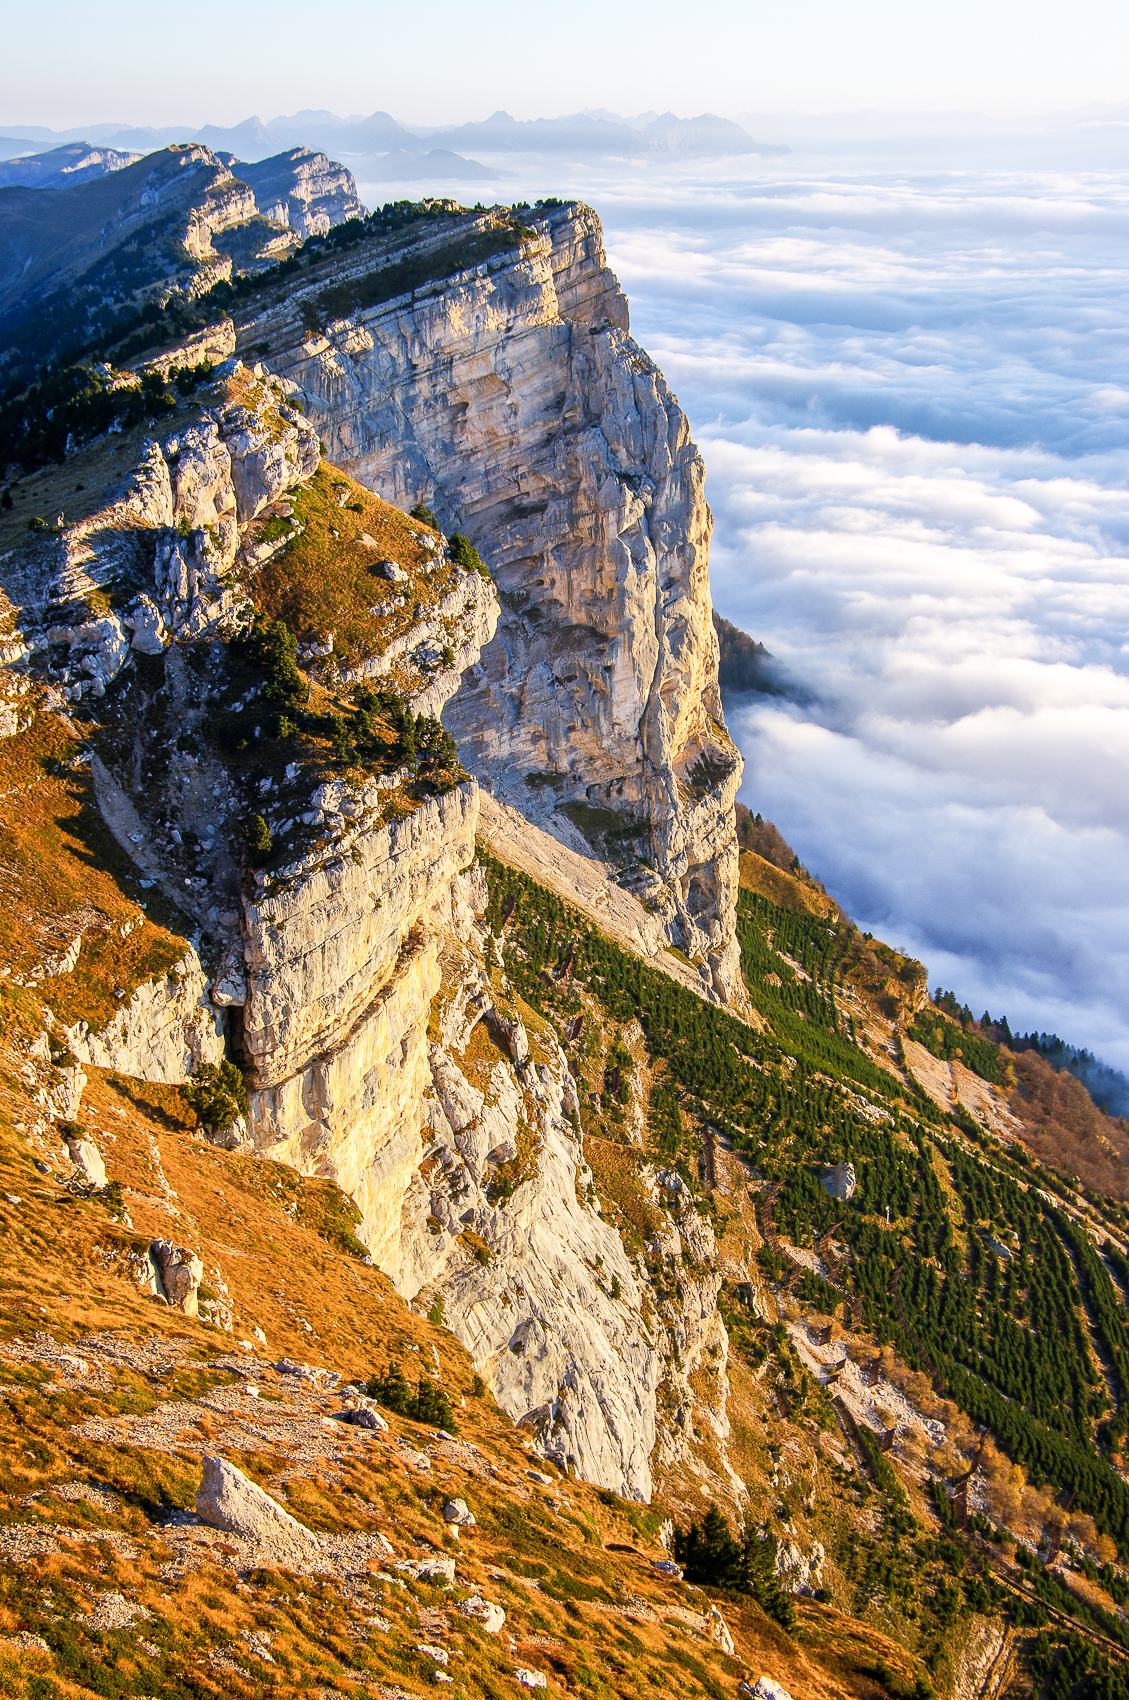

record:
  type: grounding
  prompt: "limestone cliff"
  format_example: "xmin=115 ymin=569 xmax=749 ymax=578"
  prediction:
xmin=236 ymin=202 xmax=743 ymax=1004
xmin=0 ymin=202 xmax=750 ymax=1500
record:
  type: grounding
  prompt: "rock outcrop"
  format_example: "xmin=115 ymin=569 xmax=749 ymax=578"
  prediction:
xmin=239 ymin=202 xmax=743 ymax=1002
xmin=242 ymin=785 xmax=480 ymax=1275
xmin=63 ymin=945 xmax=224 ymax=1082
xmin=150 ymin=1240 xmax=204 ymax=1316
xmin=234 ymin=149 xmax=364 ymax=239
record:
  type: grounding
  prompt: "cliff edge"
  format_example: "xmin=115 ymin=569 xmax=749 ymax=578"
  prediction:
xmin=237 ymin=201 xmax=743 ymax=1005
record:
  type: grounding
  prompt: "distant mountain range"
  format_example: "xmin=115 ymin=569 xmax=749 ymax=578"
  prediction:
xmin=0 ymin=107 xmax=784 ymax=166
xmin=0 ymin=142 xmax=141 ymax=188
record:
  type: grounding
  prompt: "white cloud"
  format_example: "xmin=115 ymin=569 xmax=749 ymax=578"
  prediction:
xmin=592 ymin=157 xmax=1129 ymax=1068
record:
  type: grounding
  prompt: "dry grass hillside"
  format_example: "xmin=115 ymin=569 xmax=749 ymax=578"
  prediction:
xmin=0 ymin=1013 xmax=921 ymax=1700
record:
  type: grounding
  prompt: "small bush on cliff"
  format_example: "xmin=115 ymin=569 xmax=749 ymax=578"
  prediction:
xmin=184 ymin=1061 xmax=248 ymax=1137
xmin=245 ymin=814 xmax=273 ymax=866
xmin=447 ymin=532 xmax=491 ymax=581
xmin=365 ymin=1361 xmax=457 ymax=1432
xmin=236 ymin=616 xmax=306 ymax=721
xmin=410 ymin=502 xmax=439 ymax=529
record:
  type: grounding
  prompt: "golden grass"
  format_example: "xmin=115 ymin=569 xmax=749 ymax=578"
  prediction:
xmin=252 ymin=462 xmax=458 ymax=668
xmin=738 ymin=850 xmax=836 ymax=920
xmin=0 ymin=710 xmax=188 ymax=1036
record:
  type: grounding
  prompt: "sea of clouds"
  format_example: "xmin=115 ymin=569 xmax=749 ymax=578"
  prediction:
xmin=354 ymin=141 xmax=1129 ymax=1070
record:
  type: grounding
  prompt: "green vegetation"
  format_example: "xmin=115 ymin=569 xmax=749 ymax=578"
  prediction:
xmin=238 ymin=615 xmax=305 ymax=728
xmin=207 ymin=610 xmax=461 ymax=802
xmin=300 ymin=224 xmax=530 ymax=333
xmin=479 ymin=848 xmax=1129 ymax=1556
xmin=245 ymin=813 xmax=273 ymax=866
xmin=1031 ymin=1630 xmax=1129 ymax=1700
xmin=908 ymin=1007 xmax=1002 ymax=1083
xmin=713 ymin=612 xmax=779 ymax=695
xmin=364 ymin=1361 xmax=457 ymax=1432
xmin=447 ymin=531 xmax=491 ymax=580
xmin=673 ymin=1505 xmax=795 ymax=1630
xmin=183 ymin=1060 xmax=248 ymax=1137
xmin=0 ymin=359 xmax=213 ymax=474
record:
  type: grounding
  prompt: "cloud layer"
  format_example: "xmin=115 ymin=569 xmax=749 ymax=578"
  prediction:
xmin=587 ymin=156 xmax=1129 ymax=1067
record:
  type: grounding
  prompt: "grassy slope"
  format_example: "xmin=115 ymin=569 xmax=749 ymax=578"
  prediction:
xmin=0 ymin=709 xmax=189 ymax=1031
xmin=5 ymin=694 xmax=1129 ymax=1697
xmin=0 ymin=1042 xmax=915 ymax=1700
xmin=251 ymin=461 xmax=458 ymax=675
xmin=0 ymin=700 xmax=925 ymax=1700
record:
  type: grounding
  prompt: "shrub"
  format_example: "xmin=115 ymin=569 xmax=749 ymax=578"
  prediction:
xmin=245 ymin=814 xmax=272 ymax=866
xmin=447 ymin=532 xmax=490 ymax=580
xmin=365 ymin=1361 xmax=457 ymax=1432
xmin=184 ymin=1060 xmax=248 ymax=1136
xmin=673 ymin=1504 xmax=795 ymax=1630
xmin=410 ymin=502 xmax=439 ymax=528
xmin=237 ymin=616 xmax=305 ymax=717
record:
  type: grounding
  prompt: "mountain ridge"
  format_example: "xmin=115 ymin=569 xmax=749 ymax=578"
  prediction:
xmin=0 ymin=171 xmax=1127 ymax=1700
xmin=0 ymin=107 xmax=786 ymax=163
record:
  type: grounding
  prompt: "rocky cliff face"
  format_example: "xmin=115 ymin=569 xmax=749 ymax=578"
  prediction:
xmin=235 ymin=148 xmax=364 ymax=239
xmin=237 ymin=203 xmax=743 ymax=1005
xmin=0 ymin=199 xmax=750 ymax=1500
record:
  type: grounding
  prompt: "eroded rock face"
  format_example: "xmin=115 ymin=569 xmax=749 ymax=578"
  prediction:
xmin=385 ymin=863 xmax=735 ymax=1503
xmin=150 ymin=1240 xmax=204 ymax=1316
xmin=63 ymin=944 xmax=224 ymax=1083
xmin=247 ymin=203 xmax=742 ymax=1001
xmin=241 ymin=786 xmax=479 ymax=1271
xmin=0 ymin=376 xmax=318 ymax=703
xmin=235 ymin=149 xmax=365 ymax=240
xmin=65 ymin=1135 xmax=106 ymax=1189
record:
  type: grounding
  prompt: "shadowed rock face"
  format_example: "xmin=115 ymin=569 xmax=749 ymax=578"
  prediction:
xmin=242 ymin=202 xmax=742 ymax=1002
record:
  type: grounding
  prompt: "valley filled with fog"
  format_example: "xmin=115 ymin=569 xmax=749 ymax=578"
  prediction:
xmin=354 ymin=139 xmax=1129 ymax=1071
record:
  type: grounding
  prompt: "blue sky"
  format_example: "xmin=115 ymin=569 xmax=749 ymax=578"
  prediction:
xmin=5 ymin=0 xmax=1129 ymax=131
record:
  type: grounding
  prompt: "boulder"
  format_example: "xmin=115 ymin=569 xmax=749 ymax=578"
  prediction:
xmin=821 ymin=1161 xmax=856 ymax=1202
xmin=65 ymin=1135 xmax=106 ymax=1189
xmin=349 ymin=1405 xmax=389 ymax=1432
xmin=196 ymin=1455 xmax=321 ymax=1565
xmin=516 ymin=1672 xmax=547 ymax=1690
xmin=706 ymin=1603 xmax=734 ymax=1655
xmin=150 ymin=1239 xmax=204 ymax=1316
xmin=744 ymin=1681 xmax=792 ymax=1700
xmin=456 ymin=1596 xmax=505 ymax=1634
xmin=123 ymin=594 xmax=167 ymax=655
xmin=419 ymin=1557 xmax=455 ymax=1583
xmin=442 ymin=1497 xmax=475 ymax=1526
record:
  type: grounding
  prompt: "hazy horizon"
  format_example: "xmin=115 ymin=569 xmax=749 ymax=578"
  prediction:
xmin=5 ymin=0 xmax=1129 ymax=131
